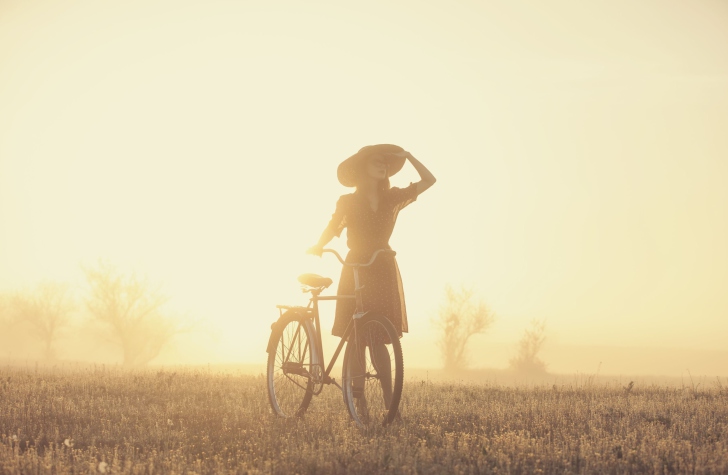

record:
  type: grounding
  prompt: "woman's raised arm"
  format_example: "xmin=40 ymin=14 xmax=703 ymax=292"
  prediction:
xmin=399 ymin=151 xmax=436 ymax=195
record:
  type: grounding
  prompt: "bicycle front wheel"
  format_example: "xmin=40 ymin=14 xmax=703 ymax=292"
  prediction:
xmin=342 ymin=314 xmax=404 ymax=427
xmin=267 ymin=314 xmax=318 ymax=418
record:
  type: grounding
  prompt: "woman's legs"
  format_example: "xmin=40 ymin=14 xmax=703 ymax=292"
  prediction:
xmin=370 ymin=342 xmax=393 ymax=408
xmin=351 ymin=341 xmax=392 ymax=406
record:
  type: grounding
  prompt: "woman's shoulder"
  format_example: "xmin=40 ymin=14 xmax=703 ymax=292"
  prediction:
xmin=388 ymin=182 xmax=417 ymax=192
xmin=385 ymin=182 xmax=417 ymax=198
xmin=385 ymin=182 xmax=419 ymax=207
xmin=338 ymin=192 xmax=357 ymax=200
xmin=335 ymin=192 xmax=357 ymax=206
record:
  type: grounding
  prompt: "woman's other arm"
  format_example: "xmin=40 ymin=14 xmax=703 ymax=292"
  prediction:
xmin=307 ymin=228 xmax=336 ymax=256
xmin=307 ymin=196 xmax=347 ymax=256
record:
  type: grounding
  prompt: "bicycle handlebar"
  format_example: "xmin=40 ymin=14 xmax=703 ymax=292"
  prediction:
xmin=322 ymin=248 xmax=396 ymax=267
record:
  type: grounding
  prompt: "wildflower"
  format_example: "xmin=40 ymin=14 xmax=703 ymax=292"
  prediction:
xmin=167 ymin=419 xmax=173 ymax=426
xmin=64 ymin=438 xmax=74 ymax=448
xmin=98 ymin=461 xmax=108 ymax=473
xmin=11 ymin=435 xmax=18 ymax=442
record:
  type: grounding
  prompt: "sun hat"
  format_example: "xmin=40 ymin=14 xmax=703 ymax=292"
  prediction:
xmin=337 ymin=144 xmax=407 ymax=187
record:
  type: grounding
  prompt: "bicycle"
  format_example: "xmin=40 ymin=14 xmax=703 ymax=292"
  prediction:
xmin=266 ymin=248 xmax=404 ymax=427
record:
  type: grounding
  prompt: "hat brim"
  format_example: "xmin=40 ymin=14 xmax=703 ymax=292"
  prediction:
xmin=337 ymin=144 xmax=406 ymax=187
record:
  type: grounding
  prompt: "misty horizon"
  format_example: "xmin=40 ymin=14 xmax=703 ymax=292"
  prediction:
xmin=1 ymin=0 xmax=727 ymax=379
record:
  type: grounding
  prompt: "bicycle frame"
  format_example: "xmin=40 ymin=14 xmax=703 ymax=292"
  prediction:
xmin=294 ymin=248 xmax=395 ymax=390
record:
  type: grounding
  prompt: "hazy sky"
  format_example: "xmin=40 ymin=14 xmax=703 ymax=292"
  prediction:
xmin=1 ymin=0 xmax=727 ymax=371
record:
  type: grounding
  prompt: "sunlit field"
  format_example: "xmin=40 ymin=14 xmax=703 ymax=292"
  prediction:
xmin=1 ymin=367 xmax=727 ymax=474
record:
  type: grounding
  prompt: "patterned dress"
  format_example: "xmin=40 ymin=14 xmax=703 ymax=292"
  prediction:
xmin=324 ymin=183 xmax=419 ymax=340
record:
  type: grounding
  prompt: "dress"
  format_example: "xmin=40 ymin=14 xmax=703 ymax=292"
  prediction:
xmin=324 ymin=182 xmax=419 ymax=340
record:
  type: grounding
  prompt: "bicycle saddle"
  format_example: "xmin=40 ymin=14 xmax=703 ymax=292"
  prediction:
xmin=298 ymin=273 xmax=333 ymax=289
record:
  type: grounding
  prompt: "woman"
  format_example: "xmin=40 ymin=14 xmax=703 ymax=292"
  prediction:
xmin=307 ymin=144 xmax=436 ymax=406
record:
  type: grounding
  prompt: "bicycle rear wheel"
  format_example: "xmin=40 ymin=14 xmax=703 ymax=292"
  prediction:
xmin=341 ymin=314 xmax=404 ymax=427
xmin=267 ymin=314 xmax=318 ymax=417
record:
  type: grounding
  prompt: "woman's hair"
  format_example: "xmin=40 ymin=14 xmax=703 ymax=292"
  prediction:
xmin=353 ymin=157 xmax=391 ymax=192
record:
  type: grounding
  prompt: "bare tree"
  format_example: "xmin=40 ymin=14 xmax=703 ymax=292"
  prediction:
xmin=11 ymin=282 xmax=74 ymax=361
xmin=509 ymin=318 xmax=548 ymax=375
xmin=83 ymin=261 xmax=182 ymax=368
xmin=434 ymin=285 xmax=495 ymax=371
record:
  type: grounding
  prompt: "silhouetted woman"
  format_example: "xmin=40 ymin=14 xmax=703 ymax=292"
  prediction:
xmin=307 ymin=144 xmax=436 ymax=407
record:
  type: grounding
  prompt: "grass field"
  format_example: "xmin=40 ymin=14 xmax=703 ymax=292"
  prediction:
xmin=1 ymin=366 xmax=727 ymax=474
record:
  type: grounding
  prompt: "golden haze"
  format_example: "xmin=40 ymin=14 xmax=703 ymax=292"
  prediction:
xmin=1 ymin=0 xmax=726 ymax=375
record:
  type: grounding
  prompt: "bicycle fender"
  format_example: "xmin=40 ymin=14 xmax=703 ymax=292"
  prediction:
xmin=266 ymin=308 xmax=310 ymax=354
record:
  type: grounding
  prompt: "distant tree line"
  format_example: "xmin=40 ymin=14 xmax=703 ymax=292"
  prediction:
xmin=0 ymin=261 xmax=188 ymax=368
xmin=433 ymin=285 xmax=548 ymax=374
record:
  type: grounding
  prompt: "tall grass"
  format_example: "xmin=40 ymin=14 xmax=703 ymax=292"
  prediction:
xmin=1 ymin=366 xmax=726 ymax=474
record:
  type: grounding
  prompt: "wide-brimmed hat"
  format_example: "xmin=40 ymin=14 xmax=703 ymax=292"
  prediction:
xmin=337 ymin=144 xmax=406 ymax=187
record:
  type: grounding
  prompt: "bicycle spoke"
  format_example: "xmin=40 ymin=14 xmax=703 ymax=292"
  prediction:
xmin=301 ymin=340 xmax=309 ymax=362
xmin=283 ymin=322 xmax=302 ymax=365
xmin=267 ymin=317 xmax=315 ymax=418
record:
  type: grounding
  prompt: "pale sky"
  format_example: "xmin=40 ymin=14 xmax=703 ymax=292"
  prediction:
xmin=1 ymin=0 xmax=727 ymax=372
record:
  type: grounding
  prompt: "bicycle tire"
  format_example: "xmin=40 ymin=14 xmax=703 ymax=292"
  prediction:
xmin=267 ymin=313 xmax=319 ymax=418
xmin=341 ymin=314 xmax=404 ymax=427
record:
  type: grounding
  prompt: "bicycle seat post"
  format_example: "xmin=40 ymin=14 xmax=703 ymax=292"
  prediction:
xmin=352 ymin=265 xmax=365 ymax=316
